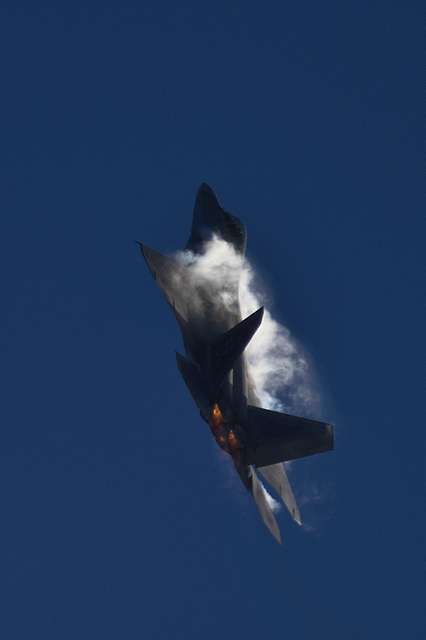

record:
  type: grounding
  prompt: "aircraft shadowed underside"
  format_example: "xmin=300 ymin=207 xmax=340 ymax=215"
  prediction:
xmin=138 ymin=183 xmax=334 ymax=543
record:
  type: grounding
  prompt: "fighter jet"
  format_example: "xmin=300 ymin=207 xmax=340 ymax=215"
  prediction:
xmin=137 ymin=183 xmax=334 ymax=543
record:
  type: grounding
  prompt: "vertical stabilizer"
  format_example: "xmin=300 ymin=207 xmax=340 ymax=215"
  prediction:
xmin=251 ymin=468 xmax=282 ymax=543
xmin=259 ymin=463 xmax=302 ymax=525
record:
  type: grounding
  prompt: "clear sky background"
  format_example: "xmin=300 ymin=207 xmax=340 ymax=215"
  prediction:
xmin=1 ymin=3 xmax=424 ymax=639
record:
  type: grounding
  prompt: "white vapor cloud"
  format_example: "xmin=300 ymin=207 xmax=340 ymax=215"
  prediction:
xmin=261 ymin=483 xmax=281 ymax=513
xmin=177 ymin=235 xmax=320 ymax=415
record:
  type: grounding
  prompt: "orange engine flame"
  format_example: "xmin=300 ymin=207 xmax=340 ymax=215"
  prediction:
xmin=210 ymin=403 xmax=224 ymax=429
xmin=227 ymin=430 xmax=240 ymax=451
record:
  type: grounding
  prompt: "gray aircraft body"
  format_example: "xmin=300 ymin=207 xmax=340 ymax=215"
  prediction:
xmin=138 ymin=183 xmax=333 ymax=543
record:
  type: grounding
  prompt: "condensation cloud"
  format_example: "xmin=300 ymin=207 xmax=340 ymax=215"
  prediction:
xmin=177 ymin=235 xmax=320 ymax=415
xmin=262 ymin=483 xmax=281 ymax=513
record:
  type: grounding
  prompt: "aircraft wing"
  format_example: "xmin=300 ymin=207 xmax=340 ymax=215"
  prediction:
xmin=244 ymin=405 xmax=334 ymax=467
xmin=137 ymin=243 xmax=189 ymax=321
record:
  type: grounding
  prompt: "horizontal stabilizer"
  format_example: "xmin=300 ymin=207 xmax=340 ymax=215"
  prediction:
xmin=259 ymin=463 xmax=301 ymax=525
xmin=208 ymin=307 xmax=264 ymax=385
xmin=245 ymin=405 xmax=334 ymax=467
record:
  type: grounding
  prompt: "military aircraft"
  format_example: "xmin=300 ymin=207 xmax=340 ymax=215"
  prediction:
xmin=138 ymin=183 xmax=334 ymax=543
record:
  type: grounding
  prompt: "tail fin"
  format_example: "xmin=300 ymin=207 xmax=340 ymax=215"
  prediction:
xmin=251 ymin=468 xmax=282 ymax=544
xmin=259 ymin=463 xmax=302 ymax=525
xmin=207 ymin=307 xmax=264 ymax=385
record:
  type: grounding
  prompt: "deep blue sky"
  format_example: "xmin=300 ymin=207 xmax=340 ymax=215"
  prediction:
xmin=1 ymin=3 xmax=424 ymax=639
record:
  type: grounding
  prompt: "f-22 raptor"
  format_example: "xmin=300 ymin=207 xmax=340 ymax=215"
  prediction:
xmin=138 ymin=183 xmax=334 ymax=543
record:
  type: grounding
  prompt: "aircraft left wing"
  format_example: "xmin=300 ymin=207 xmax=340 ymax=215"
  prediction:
xmin=137 ymin=243 xmax=189 ymax=321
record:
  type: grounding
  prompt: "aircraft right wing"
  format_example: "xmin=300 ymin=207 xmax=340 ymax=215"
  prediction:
xmin=138 ymin=242 xmax=189 ymax=322
xmin=244 ymin=405 xmax=334 ymax=467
